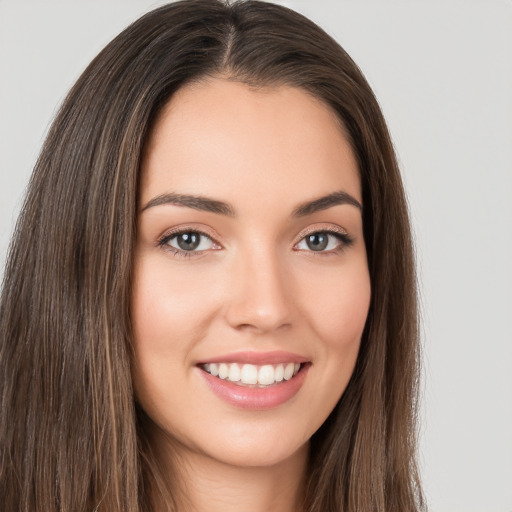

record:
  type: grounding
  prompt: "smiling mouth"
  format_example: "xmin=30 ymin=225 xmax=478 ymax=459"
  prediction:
xmin=201 ymin=362 xmax=305 ymax=387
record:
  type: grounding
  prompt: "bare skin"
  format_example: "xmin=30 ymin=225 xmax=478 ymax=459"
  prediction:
xmin=152 ymin=433 xmax=308 ymax=512
xmin=132 ymin=78 xmax=371 ymax=511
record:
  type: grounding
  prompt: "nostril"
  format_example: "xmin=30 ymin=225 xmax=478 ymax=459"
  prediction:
xmin=223 ymin=261 xmax=293 ymax=333
xmin=232 ymin=321 xmax=292 ymax=333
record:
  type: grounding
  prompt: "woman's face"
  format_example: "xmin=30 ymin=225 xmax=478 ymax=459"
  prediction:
xmin=131 ymin=78 xmax=371 ymax=468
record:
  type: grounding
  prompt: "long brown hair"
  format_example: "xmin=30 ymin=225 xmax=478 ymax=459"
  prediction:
xmin=0 ymin=1 xmax=424 ymax=510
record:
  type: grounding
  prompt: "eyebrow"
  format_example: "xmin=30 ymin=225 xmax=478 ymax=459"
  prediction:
xmin=291 ymin=191 xmax=362 ymax=217
xmin=141 ymin=193 xmax=236 ymax=216
xmin=141 ymin=190 xmax=362 ymax=217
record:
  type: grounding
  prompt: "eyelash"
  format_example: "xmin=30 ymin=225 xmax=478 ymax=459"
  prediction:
xmin=157 ymin=227 xmax=354 ymax=258
xmin=294 ymin=228 xmax=354 ymax=254
xmin=157 ymin=228 xmax=219 ymax=259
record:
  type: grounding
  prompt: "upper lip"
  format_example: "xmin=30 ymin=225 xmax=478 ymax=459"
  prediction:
xmin=198 ymin=350 xmax=310 ymax=365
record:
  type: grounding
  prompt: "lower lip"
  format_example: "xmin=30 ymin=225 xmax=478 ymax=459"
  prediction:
xmin=198 ymin=365 xmax=309 ymax=410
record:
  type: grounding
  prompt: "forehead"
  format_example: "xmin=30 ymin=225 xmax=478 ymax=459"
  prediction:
xmin=140 ymin=78 xmax=361 ymax=211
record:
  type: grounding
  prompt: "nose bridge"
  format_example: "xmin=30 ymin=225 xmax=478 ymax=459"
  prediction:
xmin=225 ymin=241 xmax=292 ymax=332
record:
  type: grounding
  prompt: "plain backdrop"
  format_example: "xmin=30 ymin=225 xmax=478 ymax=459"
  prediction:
xmin=1 ymin=1 xmax=511 ymax=511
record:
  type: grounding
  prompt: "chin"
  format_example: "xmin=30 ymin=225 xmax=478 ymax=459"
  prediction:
xmin=197 ymin=435 xmax=309 ymax=469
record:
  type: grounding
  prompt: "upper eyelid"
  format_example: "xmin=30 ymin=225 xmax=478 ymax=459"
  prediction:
xmin=293 ymin=225 xmax=355 ymax=253
xmin=155 ymin=223 xmax=352 ymax=249
xmin=157 ymin=225 xmax=221 ymax=246
xmin=157 ymin=230 xmax=221 ymax=259
xmin=293 ymin=224 xmax=350 ymax=242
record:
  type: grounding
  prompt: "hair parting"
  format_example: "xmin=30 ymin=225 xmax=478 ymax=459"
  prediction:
xmin=0 ymin=1 xmax=424 ymax=511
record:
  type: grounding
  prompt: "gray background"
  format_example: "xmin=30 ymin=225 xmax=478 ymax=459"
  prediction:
xmin=1 ymin=1 xmax=511 ymax=510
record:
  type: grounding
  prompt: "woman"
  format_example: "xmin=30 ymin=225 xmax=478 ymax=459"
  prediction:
xmin=0 ymin=1 xmax=424 ymax=511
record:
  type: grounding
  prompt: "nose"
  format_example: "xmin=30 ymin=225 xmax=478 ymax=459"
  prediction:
xmin=224 ymin=246 xmax=293 ymax=334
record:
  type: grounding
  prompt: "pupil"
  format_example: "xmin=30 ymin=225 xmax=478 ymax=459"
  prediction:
xmin=307 ymin=233 xmax=328 ymax=251
xmin=177 ymin=232 xmax=200 ymax=251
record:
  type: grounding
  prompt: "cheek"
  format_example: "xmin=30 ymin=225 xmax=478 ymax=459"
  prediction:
xmin=295 ymin=258 xmax=370 ymax=399
xmin=130 ymin=257 xmax=220 ymax=405
xmin=299 ymin=260 xmax=371 ymax=351
xmin=131 ymin=257 xmax=218 ymax=348
xmin=292 ymin=261 xmax=370 ymax=436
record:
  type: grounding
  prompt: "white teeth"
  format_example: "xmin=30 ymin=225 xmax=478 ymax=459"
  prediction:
xmin=218 ymin=363 xmax=229 ymax=379
xmin=283 ymin=362 xmax=295 ymax=380
xmin=241 ymin=364 xmax=258 ymax=384
xmin=258 ymin=365 xmax=275 ymax=385
xmin=203 ymin=361 xmax=303 ymax=386
xmin=228 ymin=363 xmax=241 ymax=382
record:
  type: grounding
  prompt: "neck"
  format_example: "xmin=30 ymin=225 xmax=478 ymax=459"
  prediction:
xmin=149 ymin=428 xmax=309 ymax=512
xmin=180 ymin=444 xmax=308 ymax=512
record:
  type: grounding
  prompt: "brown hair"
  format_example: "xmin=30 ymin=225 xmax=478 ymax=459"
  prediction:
xmin=0 ymin=1 xmax=424 ymax=511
